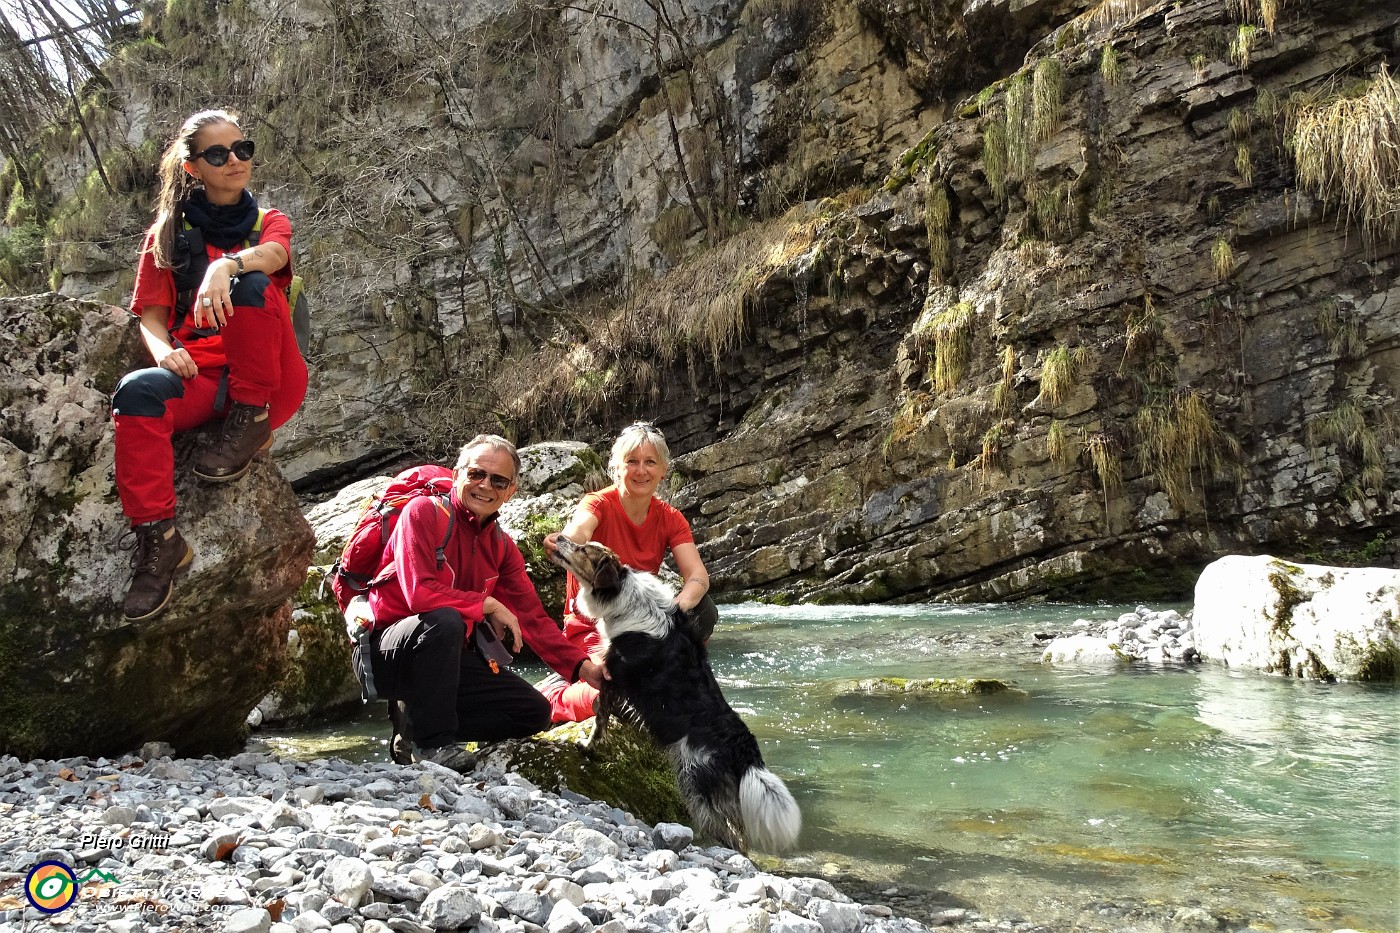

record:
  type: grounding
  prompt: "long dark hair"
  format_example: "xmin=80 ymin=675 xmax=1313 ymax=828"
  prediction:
xmin=149 ymin=109 xmax=239 ymax=270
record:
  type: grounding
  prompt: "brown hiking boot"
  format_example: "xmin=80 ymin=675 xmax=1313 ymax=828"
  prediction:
xmin=122 ymin=519 xmax=194 ymax=621
xmin=193 ymin=402 xmax=272 ymax=482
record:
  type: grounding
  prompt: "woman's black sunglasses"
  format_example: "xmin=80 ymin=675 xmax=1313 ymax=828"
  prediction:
xmin=191 ymin=139 xmax=256 ymax=167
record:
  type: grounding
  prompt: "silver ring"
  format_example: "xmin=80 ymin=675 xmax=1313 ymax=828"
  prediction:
xmin=201 ymin=297 xmax=213 ymax=307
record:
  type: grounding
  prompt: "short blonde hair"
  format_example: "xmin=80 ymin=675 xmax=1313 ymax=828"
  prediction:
xmin=455 ymin=434 xmax=521 ymax=477
xmin=610 ymin=422 xmax=670 ymax=477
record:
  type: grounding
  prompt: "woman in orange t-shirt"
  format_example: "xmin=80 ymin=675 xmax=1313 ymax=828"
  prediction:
xmin=541 ymin=422 xmax=712 ymax=722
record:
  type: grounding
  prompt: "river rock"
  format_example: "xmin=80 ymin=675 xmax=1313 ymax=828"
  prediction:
xmin=832 ymin=677 xmax=1025 ymax=697
xmin=0 ymin=293 xmax=315 ymax=758
xmin=1193 ymin=555 xmax=1400 ymax=682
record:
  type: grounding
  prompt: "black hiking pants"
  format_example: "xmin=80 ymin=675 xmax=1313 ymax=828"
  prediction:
xmin=370 ymin=608 xmax=551 ymax=748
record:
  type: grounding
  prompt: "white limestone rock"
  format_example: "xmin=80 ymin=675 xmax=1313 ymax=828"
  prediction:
xmin=1040 ymin=633 xmax=1126 ymax=665
xmin=1193 ymin=555 xmax=1400 ymax=681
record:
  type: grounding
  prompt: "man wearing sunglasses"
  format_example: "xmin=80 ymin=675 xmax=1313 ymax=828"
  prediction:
xmin=361 ymin=434 xmax=605 ymax=771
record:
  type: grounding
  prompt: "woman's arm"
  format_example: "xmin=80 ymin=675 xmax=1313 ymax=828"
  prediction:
xmin=671 ymin=542 xmax=710 ymax=612
xmin=194 ymin=239 xmax=289 ymax=328
xmin=137 ymin=305 xmax=197 ymax=379
xmin=544 ymin=507 xmax=601 ymax=556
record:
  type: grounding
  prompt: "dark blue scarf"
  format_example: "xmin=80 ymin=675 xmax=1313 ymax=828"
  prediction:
xmin=181 ymin=189 xmax=258 ymax=249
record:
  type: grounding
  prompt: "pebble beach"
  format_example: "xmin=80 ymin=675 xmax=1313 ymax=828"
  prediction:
xmin=0 ymin=750 xmax=1049 ymax=933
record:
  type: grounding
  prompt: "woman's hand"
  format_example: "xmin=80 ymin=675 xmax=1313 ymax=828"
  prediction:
xmin=156 ymin=346 xmax=197 ymax=380
xmin=193 ymin=257 xmax=239 ymax=328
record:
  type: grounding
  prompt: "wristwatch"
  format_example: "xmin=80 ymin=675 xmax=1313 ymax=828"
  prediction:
xmin=229 ymin=253 xmax=245 ymax=276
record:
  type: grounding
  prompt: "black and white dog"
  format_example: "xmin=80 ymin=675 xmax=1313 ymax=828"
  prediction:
xmin=551 ymin=537 xmax=801 ymax=854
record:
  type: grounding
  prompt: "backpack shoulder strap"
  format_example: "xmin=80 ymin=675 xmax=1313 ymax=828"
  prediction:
xmin=432 ymin=495 xmax=455 ymax=569
xmin=245 ymin=209 xmax=266 ymax=248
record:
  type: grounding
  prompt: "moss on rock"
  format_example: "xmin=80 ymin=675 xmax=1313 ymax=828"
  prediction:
xmin=833 ymin=676 xmax=1026 ymax=698
xmin=479 ymin=720 xmax=689 ymax=828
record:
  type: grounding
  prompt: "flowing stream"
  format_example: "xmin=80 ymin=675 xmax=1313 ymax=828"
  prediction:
xmin=259 ymin=602 xmax=1400 ymax=932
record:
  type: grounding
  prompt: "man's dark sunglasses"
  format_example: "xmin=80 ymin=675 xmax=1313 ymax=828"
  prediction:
xmin=191 ymin=139 xmax=256 ymax=166
xmin=464 ymin=467 xmax=514 ymax=491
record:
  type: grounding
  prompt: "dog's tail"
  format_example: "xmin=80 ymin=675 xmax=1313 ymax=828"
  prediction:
xmin=739 ymin=766 xmax=801 ymax=853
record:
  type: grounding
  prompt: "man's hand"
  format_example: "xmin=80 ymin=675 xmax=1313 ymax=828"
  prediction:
xmin=483 ymin=598 xmax=521 ymax=652
xmin=578 ymin=658 xmax=606 ymax=690
xmin=543 ymin=531 xmax=561 ymax=558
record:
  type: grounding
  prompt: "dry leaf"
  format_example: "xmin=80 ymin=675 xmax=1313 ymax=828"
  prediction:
xmin=214 ymin=841 xmax=239 ymax=861
xmin=418 ymin=794 xmax=437 ymax=812
xmin=265 ymin=897 xmax=285 ymax=921
xmin=56 ymin=768 xmax=76 ymax=781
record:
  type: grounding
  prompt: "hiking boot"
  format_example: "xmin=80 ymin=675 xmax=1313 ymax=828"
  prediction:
xmin=122 ymin=519 xmax=194 ymax=621
xmin=193 ymin=402 xmax=272 ymax=482
xmin=388 ymin=700 xmax=414 ymax=766
xmin=414 ymin=743 xmax=477 ymax=773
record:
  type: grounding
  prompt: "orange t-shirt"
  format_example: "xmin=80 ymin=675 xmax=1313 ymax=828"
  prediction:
xmin=562 ymin=486 xmax=694 ymax=650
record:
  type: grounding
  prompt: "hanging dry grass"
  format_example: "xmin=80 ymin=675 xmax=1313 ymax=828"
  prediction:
xmin=1229 ymin=25 xmax=1257 ymax=68
xmin=883 ymin=392 xmax=932 ymax=458
xmin=924 ymin=301 xmax=977 ymax=394
xmin=1317 ymin=300 xmax=1364 ymax=359
xmin=1041 ymin=343 xmax=1086 ymax=406
xmin=1230 ymin=0 xmax=1281 ymax=34
xmin=1085 ymin=0 xmax=1155 ymax=32
xmin=1135 ymin=390 xmax=1242 ymax=508
xmin=1100 ymin=45 xmax=1121 ymax=86
xmin=1288 ymin=66 xmax=1400 ymax=242
xmin=1047 ymin=419 xmax=1072 ymax=465
xmin=1032 ymin=58 xmax=1065 ymax=142
xmin=1212 ymin=238 xmax=1235 ymax=281
xmin=1307 ymin=398 xmax=1389 ymax=494
xmin=494 ymin=208 xmax=829 ymax=433
xmin=925 ymin=181 xmax=951 ymax=281
xmin=1085 ymin=431 xmax=1122 ymax=524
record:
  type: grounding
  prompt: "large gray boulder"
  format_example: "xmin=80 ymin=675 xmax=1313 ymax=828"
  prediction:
xmin=1193 ymin=555 xmax=1399 ymax=682
xmin=0 ymin=294 xmax=315 ymax=758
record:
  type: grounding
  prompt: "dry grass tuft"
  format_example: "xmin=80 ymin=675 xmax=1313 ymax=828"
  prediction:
xmin=926 ymin=181 xmax=951 ymax=281
xmin=494 ymin=208 xmax=830 ymax=433
xmin=1135 ymin=389 xmax=1242 ymax=507
xmin=1047 ymin=419 xmax=1072 ymax=465
xmin=1033 ymin=58 xmax=1065 ymax=142
xmin=1307 ymin=399 xmax=1389 ymax=494
xmin=1229 ymin=25 xmax=1258 ymax=69
xmin=1288 ymin=65 xmax=1400 ymax=241
xmin=1212 ymin=238 xmax=1235 ymax=281
xmin=1317 ymin=300 xmax=1364 ymax=359
xmin=924 ymin=301 xmax=978 ymax=394
xmin=1100 ymin=45 xmax=1121 ymax=86
xmin=1230 ymin=0 xmax=1281 ymax=34
xmin=1085 ymin=432 xmax=1123 ymax=522
xmin=1235 ymin=143 xmax=1254 ymax=186
xmin=1041 ymin=343 xmax=1087 ymax=407
xmin=884 ymin=392 xmax=932 ymax=458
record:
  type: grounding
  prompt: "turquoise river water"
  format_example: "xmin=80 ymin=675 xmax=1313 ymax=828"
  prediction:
xmin=258 ymin=603 xmax=1400 ymax=932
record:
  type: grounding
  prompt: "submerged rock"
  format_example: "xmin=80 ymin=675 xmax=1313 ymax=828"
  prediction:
xmin=0 ymin=294 xmax=315 ymax=758
xmin=1193 ymin=555 xmax=1400 ymax=682
xmin=832 ymin=677 xmax=1026 ymax=697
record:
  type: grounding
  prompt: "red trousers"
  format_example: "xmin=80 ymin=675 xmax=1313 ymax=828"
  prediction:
xmin=543 ymin=618 xmax=603 ymax=723
xmin=112 ymin=301 xmax=308 ymax=525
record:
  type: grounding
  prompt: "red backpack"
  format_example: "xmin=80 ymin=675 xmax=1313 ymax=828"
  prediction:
xmin=329 ymin=464 xmax=456 ymax=613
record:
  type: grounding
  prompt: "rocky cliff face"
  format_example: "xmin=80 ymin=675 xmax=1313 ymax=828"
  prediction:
xmin=0 ymin=295 xmax=315 ymax=757
xmin=13 ymin=0 xmax=1400 ymax=604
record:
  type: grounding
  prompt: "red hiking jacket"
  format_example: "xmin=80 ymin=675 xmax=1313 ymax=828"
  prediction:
xmin=367 ymin=487 xmax=587 ymax=680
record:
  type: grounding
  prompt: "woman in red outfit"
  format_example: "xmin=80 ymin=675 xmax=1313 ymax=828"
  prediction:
xmin=112 ymin=109 xmax=308 ymax=621
xmin=541 ymin=422 xmax=713 ymax=722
